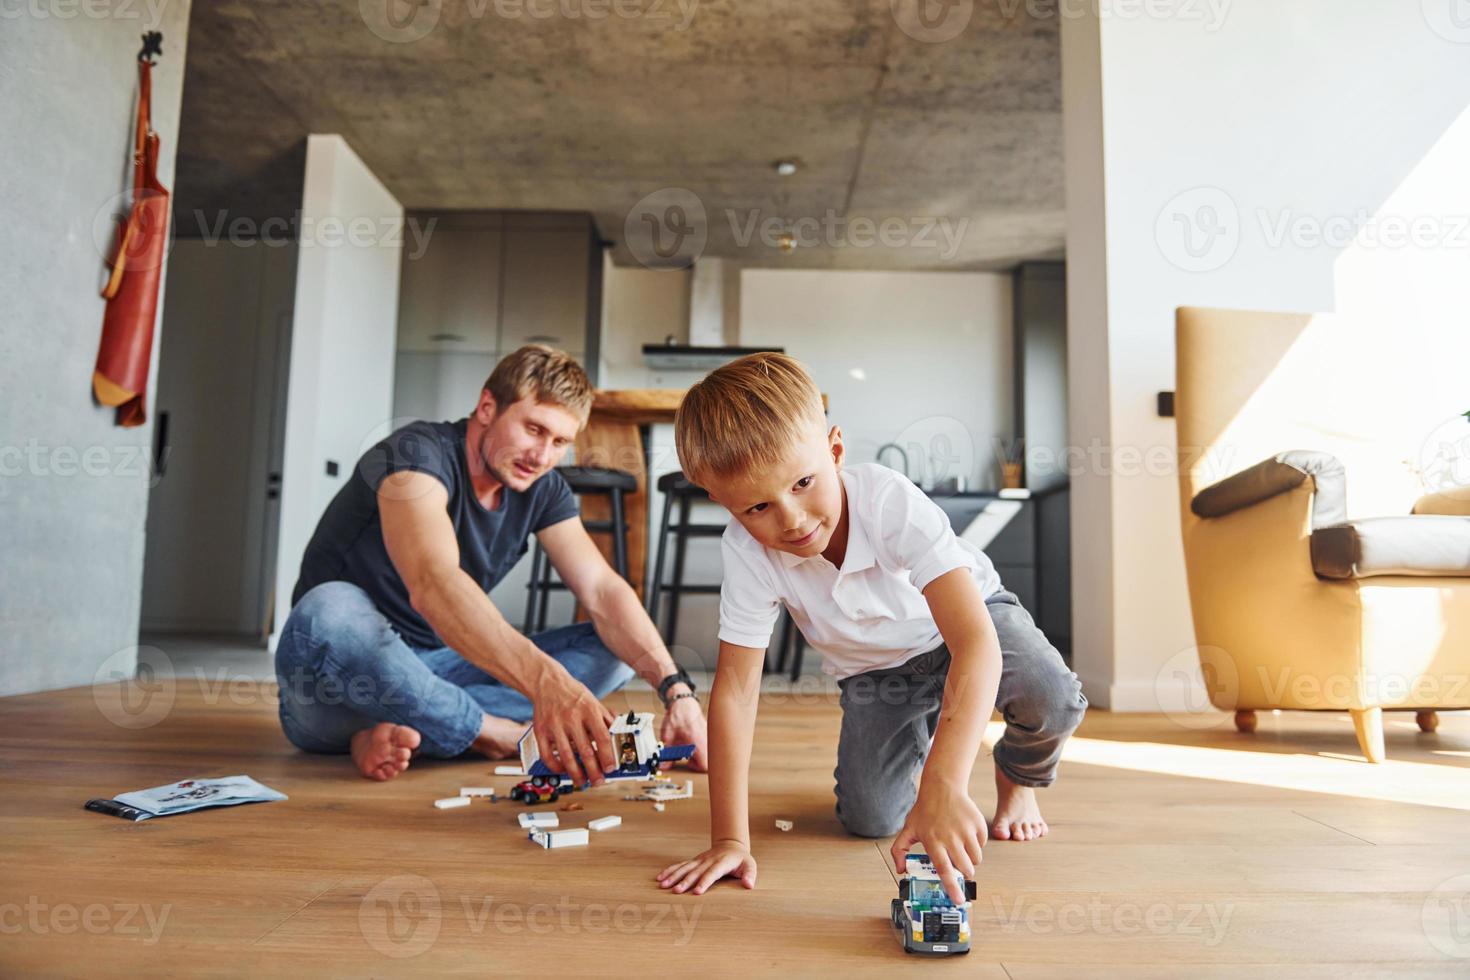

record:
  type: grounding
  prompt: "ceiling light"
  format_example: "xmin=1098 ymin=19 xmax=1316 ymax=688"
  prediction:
xmin=430 ymin=333 xmax=465 ymax=343
xmin=773 ymin=159 xmax=801 ymax=177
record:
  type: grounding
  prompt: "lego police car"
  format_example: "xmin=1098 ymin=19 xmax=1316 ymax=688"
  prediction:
xmin=517 ymin=710 xmax=695 ymax=784
xmin=891 ymin=853 xmax=976 ymax=955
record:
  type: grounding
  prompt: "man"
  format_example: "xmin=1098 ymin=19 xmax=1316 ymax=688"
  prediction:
xmin=274 ymin=344 xmax=708 ymax=783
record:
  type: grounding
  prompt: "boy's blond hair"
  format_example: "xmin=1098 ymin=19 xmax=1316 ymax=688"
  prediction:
xmin=675 ymin=352 xmax=825 ymax=487
xmin=484 ymin=344 xmax=594 ymax=423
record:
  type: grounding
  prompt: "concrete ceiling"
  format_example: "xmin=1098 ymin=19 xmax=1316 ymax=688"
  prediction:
xmin=175 ymin=0 xmax=1063 ymax=271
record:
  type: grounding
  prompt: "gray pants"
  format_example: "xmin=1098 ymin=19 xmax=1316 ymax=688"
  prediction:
xmin=833 ymin=591 xmax=1087 ymax=838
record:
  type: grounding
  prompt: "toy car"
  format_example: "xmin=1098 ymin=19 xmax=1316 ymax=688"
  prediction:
xmin=517 ymin=710 xmax=696 ymax=784
xmin=891 ymin=853 xmax=975 ymax=955
xmin=507 ymin=774 xmax=573 ymax=806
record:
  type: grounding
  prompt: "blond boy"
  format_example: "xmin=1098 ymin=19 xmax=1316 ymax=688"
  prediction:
xmin=657 ymin=354 xmax=1085 ymax=902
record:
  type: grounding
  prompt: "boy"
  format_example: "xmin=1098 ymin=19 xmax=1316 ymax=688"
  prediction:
xmin=657 ymin=354 xmax=1085 ymax=903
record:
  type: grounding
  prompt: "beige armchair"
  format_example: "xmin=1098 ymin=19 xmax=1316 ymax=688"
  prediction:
xmin=1175 ymin=306 xmax=1470 ymax=761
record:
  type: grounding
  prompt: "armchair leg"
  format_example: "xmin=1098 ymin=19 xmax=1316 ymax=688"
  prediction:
xmin=1350 ymin=707 xmax=1385 ymax=763
xmin=1416 ymin=710 xmax=1439 ymax=734
xmin=1233 ymin=709 xmax=1257 ymax=734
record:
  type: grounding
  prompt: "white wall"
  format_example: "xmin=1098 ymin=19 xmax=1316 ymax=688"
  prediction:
xmin=393 ymin=351 xmax=497 ymax=425
xmin=273 ymin=135 xmax=403 ymax=642
xmin=1061 ymin=1 xmax=1470 ymax=709
xmin=740 ymin=270 xmax=1014 ymax=489
xmin=0 ymin=10 xmax=192 ymax=695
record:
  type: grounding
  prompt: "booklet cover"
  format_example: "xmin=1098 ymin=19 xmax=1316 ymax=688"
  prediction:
xmin=88 ymin=775 xmax=287 ymax=821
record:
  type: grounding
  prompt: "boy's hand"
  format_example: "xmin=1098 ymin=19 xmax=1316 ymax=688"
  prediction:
xmin=889 ymin=780 xmax=985 ymax=905
xmin=656 ymin=841 xmax=757 ymax=895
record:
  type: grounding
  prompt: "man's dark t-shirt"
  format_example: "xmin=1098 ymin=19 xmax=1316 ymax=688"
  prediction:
xmin=291 ymin=419 xmax=579 ymax=649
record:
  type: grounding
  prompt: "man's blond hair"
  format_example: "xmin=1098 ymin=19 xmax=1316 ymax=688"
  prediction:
xmin=484 ymin=345 xmax=594 ymax=422
xmin=675 ymin=352 xmax=825 ymax=487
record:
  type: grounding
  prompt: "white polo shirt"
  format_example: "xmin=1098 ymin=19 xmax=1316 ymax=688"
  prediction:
xmin=717 ymin=463 xmax=1003 ymax=680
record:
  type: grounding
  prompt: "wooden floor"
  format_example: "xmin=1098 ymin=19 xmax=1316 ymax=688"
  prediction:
xmin=2 ymin=679 xmax=1469 ymax=977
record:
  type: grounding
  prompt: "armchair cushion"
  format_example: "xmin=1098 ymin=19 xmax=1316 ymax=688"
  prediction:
xmin=1311 ymin=516 xmax=1470 ymax=579
xmin=1191 ymin=450 xmax=1346 ymax=528
xmin=1413 ymin=490 xmax=1470 ymax=516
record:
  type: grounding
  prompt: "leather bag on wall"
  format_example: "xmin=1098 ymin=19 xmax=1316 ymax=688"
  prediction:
xmin=94 ymin=38 xmax=169 ymax=429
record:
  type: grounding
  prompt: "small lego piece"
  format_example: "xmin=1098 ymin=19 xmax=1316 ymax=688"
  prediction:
xmin=558 ymin=802 xmax=584 ymax=812
xmin=625 ymin=779 xmax=694 ymax=803
xmin=434 ymin=797 xmax=471 ymax=810
xmin=530 ymin=827 xmax=589 ymax=849
xmin=653 ymin=802 xmax=665 ymax=812
xmin=517 ymin=811 xmax=559 ymax=829
xmin=588 ymin=815 xmax=621 ymax=832
xmin=460 ymin=787 xmax=495 ymax=797
xmin=494 ymin=765 xmax=526 ymax=776
xmin=775 ymin=819 xmax=794 ymax=832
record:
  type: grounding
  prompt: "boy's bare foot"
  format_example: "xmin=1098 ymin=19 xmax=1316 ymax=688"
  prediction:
xmin=350 ymin=723 xmax=421 ymax=781
xmin=472 ymin=714 xmax=528 ymax=760
xmin=991 ymin=765 xmax=1049 ymax=841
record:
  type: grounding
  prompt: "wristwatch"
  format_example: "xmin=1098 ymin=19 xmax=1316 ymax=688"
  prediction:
xmin=656 ymin=668 xmax=696 ymax=709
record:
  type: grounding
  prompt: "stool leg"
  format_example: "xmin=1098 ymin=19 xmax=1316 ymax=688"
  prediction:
xmin=789 ymin=632 xmax=806 ymax=682
xmin=665 ymin=495 xmax=692 ymax=644
xmin=524 ymin=543 xmax=543 ymax=634
xmin=773 ymin=610 xmax=792 ymax=674
xmin=648 ymin=490 xmax=674 ymax=621
xmin=536 ymin=543 xmax=553 ymax=633
xmin=610 ymin=487 xmax=630 ymax=584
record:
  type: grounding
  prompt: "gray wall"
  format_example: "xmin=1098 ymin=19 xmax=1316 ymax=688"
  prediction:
xmin=0 ymin=9 xmax=192 ymax=695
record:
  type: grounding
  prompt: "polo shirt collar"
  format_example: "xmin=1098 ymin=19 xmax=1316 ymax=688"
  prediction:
xmin=775 ymin=468 xmax=876 ymax=575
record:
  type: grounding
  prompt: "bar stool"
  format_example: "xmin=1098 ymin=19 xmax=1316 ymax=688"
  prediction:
xmin=647 ymin=470 xmax=727 ymax=646
xmin=772 ymin=610 xmax=808 ymax=681
xmin=524 ymin=465 xmax=638 ymax=633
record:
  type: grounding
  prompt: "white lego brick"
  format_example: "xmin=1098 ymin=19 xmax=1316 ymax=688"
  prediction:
xmin=588 ymin=815 xmax=621 ymax=832
xmin=530 ymin=828 xmax=589 ymax=849
xmin=494 ymin=765 xmax=526 ymax=776
xmin=460 ymin=787 xmax=495 ymax=797
xmin=775 ymin=819 xmax=794 ymax=832
xmin=434 ymin=796 xmax=471 ymax=810
xmin=653 ymin=802 xmax=665 ymax=812
xmin=517 ymin=811 xmax=559 ymax=829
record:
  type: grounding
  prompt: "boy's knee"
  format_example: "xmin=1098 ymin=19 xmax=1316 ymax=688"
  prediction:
xmin=836 ymin=800 xmax=906 ymax=839
xmin=1024 ymin=667 xmax=1088 ymax=737
xmin=833 ymin=769 xmax=914 ymax=839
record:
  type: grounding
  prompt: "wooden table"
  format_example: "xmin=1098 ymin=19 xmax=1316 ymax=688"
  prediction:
xmin=574 ymin=388 xmax=687 ymax=602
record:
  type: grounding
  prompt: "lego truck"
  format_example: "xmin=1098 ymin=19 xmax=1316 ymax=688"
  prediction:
xmin=516 ymin=710 xmax=694 ymax=785
xmin=891 ymin=853 xmax=976 ymax=955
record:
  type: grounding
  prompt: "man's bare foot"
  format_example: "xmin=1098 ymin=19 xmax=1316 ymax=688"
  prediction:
xmin=472 ymin=714 xmax=528 ymax=760
xmin=350 ymin=723 xmax=421 ymax=781
xmin=991 ymin=765 xmax=1049 ymax=841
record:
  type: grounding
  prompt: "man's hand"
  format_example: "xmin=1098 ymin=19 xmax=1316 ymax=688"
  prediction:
xmin=657 ymin=841 xmax=756 ymax=895
xmin=659 ymin=693 xmax=709 ymax=772
xmin=889 ymin=778 xmax=986 ymax=905
xmin=531 ymin=670 xmax=617 ymax=786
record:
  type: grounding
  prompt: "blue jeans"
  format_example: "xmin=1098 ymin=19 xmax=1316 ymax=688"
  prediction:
xmin=832 ymin=590 xmax=1088 ymax=838
xmin=274 ymin=581 xmax=635 ymax=758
